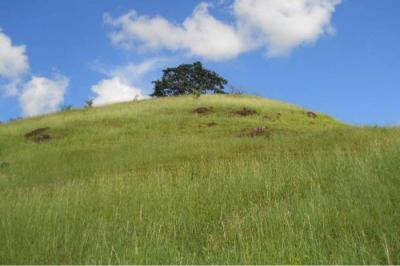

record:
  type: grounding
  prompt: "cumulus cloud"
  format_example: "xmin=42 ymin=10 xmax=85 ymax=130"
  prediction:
xmin=90 ymin=59 xmax=164 ymax=106
xmin=0 ymin=30 xmax=29 ymax=95
xmin=104 ymin=3 xmax=246 ymax=61
xmin=19 ymin=75 xmax=69 ymax=116
xmin=105 ymin=0 xmax=341 ymax=60
xmin=94 ymin=57 xmax=166 ymax=86
xmin=0 ymin=29 xmax=70 ymax=117
xmin=91 ymin=77 xmax=146 ymax=106
xmin=234 ymin=0 xmax=341 ymax=57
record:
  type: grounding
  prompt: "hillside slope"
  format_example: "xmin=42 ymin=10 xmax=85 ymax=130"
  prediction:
xmin=0 ymin=95 xmax=399 ymax=264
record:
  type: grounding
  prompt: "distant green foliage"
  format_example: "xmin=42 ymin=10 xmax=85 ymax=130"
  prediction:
xmin=192 ymin=89 xmax=202 ymax=99
xmin=8 ymin=116 xmax=22 ymax=122
xmin=152 ymin=62 xmax=227 ymax=97
xmin=61 ymin=105 xmax=73 ymax=111
xmin=85 ymin=99 xmax=93 ymax=108
xmin=228 ymin=84 xmax=246 ymax=95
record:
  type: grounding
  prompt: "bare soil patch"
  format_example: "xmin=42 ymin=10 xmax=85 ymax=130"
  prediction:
xmin=198 ymin=122 xmax=218 ymax=128
xmin=234 ymin=107 xmax=257 ymax=117
xmin=307 ymin=112 xmax=317 ymax=119
xmin=241 ymin=126 xmax=267 ymax=138
xmin=24 ymin=127 xmax=51 ymax=143
xmin=193 ymin=106 xmax=213 ymax=115
xmin=264 ymin=112 xmax=282 ymax=121
xmin=206 ymin=122 xmax=217 ymax=127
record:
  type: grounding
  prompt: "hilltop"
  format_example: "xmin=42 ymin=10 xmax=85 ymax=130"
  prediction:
xmin=0 ymin=95 xmax=399 ymax=264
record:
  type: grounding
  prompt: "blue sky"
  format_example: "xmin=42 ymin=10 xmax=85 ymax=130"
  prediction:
xmin=0 ymin=0 xmax=399 ymax=125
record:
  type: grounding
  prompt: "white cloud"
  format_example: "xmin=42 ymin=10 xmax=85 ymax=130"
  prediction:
xmin=91 ymin=77 xmax=146 ymax=107
xmin=20 ymin=75 xmax=69 ymax=117
xmin=94 ymin=57 xmax=166 ymax=86
xmin=90 ymin=58 xmax=166 ymax=106
xmin=0 ymin=30 xmax=29 ymax=95
xmin=104 ymin=3 xmax=246 ymax=61
xmin=234 ymin=0 xmax=341 ymax=57
xmin=0 ymin=29 xmax=70 ymax=117
xmin=105 ymin=0 xmax=341 ymax=61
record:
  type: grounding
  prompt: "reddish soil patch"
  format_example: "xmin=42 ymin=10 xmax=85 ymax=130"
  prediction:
xmin=235 ymin=107 xmax=257 ymax=117
xmin=24 ymin=127 xmax=51 ymax=143
xmin=109 ymin=122 xmax=122 ymax=128
xmin=307 ymin=111 xmax=317 ymax=119
xmin=242 ymin=126 xmax=267 ymax=137
xmin=264 ymin=112 xmax=282 ymax=121
xmin=249 ymin=127 xmax=266 ymax=137
xmin=193 ymin=106 xmax=213 ymax=115
xmin=199 ymin=122 xmax=218 ymax=128
xmin=205 ymin=122 xmax=217 ymax=127
xmin=24 ymin=127 xmax=49 ymax=138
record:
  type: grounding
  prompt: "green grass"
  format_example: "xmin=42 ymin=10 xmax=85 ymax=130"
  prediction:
xmin=0 ymin=94 xmax=399 ymax=264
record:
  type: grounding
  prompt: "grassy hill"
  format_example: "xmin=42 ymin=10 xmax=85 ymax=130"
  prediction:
xmin=0 ymin=94 xmax=399 ymax=264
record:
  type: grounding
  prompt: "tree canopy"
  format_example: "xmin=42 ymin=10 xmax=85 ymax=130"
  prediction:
xmin=151 ymin=62 xmax=228 ymax=97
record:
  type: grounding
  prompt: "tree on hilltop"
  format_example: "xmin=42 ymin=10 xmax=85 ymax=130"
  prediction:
xmin=151 ymin=62 xmax=227 ymax=97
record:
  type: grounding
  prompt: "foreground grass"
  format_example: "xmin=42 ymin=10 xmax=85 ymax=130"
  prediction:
xmin=0 ymin=95 xmax=399 ymax=264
